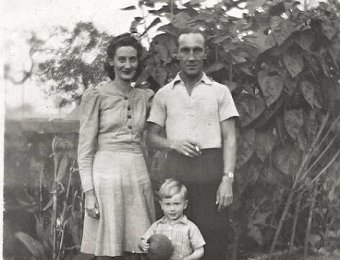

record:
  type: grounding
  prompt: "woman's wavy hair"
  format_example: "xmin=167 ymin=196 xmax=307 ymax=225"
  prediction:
xmin=104 ymin=33 xmax=144 ymax=80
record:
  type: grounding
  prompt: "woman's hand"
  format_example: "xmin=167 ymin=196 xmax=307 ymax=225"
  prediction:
xmin=85 ymin=190 xmax=100 ymax=219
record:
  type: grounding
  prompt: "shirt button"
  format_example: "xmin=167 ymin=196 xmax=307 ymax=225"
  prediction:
xmin=128 ymin=126 xmax=132 ymax=129
xmin=127 ymin=106 xmax=131 ymax=111
xmin=127 ymin=115 xmax=132 ymax=119
xmin=124 ymin=97 xmax=128 ymax=100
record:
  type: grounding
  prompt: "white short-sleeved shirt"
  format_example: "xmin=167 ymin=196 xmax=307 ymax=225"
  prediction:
xmin=142 ymin=215 xmax=205 ymax=260
xmin=147 ymin=73 xmax=239 ymax=149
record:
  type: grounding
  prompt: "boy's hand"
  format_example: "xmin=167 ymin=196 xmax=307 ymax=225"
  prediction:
xmin=138 ymin=238 xmax=150 ymax=252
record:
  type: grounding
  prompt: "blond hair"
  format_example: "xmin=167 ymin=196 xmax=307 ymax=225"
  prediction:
xmin=159 ymin=178 xmax=188 ymax=201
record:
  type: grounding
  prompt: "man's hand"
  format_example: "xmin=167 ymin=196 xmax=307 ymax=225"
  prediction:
xmin=85 ymin=190 xmax=100 ymax=219
xmin=171 ymin=139 xmax=201 ymax=158
xmin=216 ymin=178 xmax=233 ymax=212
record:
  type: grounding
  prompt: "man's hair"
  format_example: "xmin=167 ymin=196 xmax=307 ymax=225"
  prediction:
xmin=176 ymin=28 xmax=207 ymax=46
xmin=159 ymin=178 xmax=188 ymax=201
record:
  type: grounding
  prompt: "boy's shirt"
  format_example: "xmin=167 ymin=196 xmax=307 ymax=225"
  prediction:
xmin=142 ymin=215 xmax=205 ymax=260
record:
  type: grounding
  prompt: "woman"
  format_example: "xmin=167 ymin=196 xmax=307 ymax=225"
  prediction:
xmin=78 ymin=33 xmax=155 ymax=260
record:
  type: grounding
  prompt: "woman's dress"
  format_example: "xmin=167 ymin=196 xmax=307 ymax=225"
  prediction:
xmin=78 ymin=82 xmax=155 ymax=256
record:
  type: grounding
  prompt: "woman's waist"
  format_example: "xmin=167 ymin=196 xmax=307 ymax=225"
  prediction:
xmin=97 ymin=139 xmax=143 ymax=153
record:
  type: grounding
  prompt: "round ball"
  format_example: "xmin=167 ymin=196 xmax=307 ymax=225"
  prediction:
xmin=147 ymin=234 xmax=174 ymax=260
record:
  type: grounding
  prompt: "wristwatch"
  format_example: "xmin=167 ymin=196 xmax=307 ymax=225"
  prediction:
xmin=223 ymin=172 xmax=234 ymax=181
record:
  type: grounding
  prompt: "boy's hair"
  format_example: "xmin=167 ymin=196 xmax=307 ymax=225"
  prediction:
xmin=159 ymin=179 xmax=188 ymax=201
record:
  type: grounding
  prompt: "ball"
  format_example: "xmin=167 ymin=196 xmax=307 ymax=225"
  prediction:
xmin=147 ymin=234 xmax=174 ymax=260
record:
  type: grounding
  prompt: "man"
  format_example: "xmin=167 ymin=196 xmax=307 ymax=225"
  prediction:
xmin=147 ymin=28 xmax=239 ymax=260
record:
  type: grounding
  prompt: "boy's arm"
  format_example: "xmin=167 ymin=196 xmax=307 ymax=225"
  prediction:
xmin=139 ymin=222 xmax=157 ymax=252
xmin=182 ymin=247 xmax=204 ymax=260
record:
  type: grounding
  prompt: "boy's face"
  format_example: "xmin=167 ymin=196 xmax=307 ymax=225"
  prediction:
xmin=160 ymin=193 xmax=188 ymax=222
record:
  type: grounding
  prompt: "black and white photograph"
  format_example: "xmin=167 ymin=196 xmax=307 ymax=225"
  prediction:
xmin=3 ymin=0 xmax=340 ymax=259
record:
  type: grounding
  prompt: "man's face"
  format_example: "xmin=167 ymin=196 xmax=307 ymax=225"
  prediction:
xmin=177 ymin=33 xmax=206 ymax=78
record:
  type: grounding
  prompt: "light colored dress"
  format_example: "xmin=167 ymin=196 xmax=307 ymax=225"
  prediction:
xmin=78 ymin=81 xmax=155 ymax=257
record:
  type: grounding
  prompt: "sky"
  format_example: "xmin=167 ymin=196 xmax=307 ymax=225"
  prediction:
xmin=2 ymin=0 xmax=143 ymax=117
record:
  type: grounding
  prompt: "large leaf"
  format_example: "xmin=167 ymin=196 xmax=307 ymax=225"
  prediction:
xmin=236 ymin=94 xmax=266 ymax=127
xmin=236 ymin=128 xmax=256 ymax=168
xmin=255 ymin=128 xmax=276 ymax=161
xmin=189 ymin=0 xmax=206 ymax=5
xmin=247 ymin=0 xmax=267 ymax=13
xmin=295 ymin=30 xmax=315 ymax=52
xmin=141 ymin=17 xmax=162 ymax=36
xmin=248 ymin=226 xmax=264 ymax=245
xmin=172 ymin=12 xmax=191 ymax=29
xmin=282 ymin=70 xmax=298 ymax=96
xmin=253 ymin=211 xmax=271 ymax=225
xmin=151 ymin=67 xmax=168 ymax=85
xmin=257 ymin=70 xmax=283 ymax=107
xmin=244 ymin=30 xmax=276 ymax=53
xmin=157 ymin=23 xmax=179 ymax=36
xmin=206 ymin=62 xmax=225 ymax=73
xmin=322 ymin=22 xmax=337 ymax=40
xmin=15 ymin=232 xmax=47 ymax=258
xmin=273 ymin=143 xmax=299 ymax=175
xmin=270 ymin=18 xmax=295 ymax=46
xmin=300 ymin=81 xmax=315 ymax=108
xmin=283 ymin=52 xmax=304 ymax=78
xmin=284 ymin=109 xmax=303 ymax=140
xmin=56 ymin=155 xmax=70 ymax=182
xmin=264 ymin=165 xmax=291 ymax=188
xmin=121 ymin=5 xmax=136 ymax=10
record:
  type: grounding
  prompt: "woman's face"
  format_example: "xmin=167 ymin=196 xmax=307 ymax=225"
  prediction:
xmin=109 ymin=46 xmax=138 ymax=82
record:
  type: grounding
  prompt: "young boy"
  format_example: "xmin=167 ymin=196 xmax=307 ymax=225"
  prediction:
xmin=140 ymin=179 xmax=205 ymax=260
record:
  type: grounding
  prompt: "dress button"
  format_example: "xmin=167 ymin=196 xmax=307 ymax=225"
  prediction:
xmin=128 ymin=126 xmax=132 ymax=129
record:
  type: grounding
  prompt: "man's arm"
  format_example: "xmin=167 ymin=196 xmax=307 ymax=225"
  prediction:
xmin=216 ymin=118 xmax=237 ymax=212
xmin=147 ymin=123 xmax=200 ymax=157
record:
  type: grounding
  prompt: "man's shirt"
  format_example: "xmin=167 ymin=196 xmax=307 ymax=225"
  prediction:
xmin=147 ymin=73 xmax=239 ymax=149
xmin=143 ymin=215 xmax=205 ymax=260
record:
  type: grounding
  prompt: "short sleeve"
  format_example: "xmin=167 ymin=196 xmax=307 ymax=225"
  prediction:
xmin=189 ymin=222 xmax=206 ymax=250
xmin=218 ymin=85 xmax=239 ymax=122
xmin=144 ymin=88 xmax=154 ymax=100
xmin=147 ymin=91 xmax=166 ymax=127
xmin=142 ymin=222 xmax=157 ymax=241
xmin=77 ymin=88 xmax=100 ymax=193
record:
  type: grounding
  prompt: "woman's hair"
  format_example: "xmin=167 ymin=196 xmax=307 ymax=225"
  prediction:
xmin=104 ymin=33 xmax=144 ymax=80
xmin=159 ymin=178 xmax=188 ymax=201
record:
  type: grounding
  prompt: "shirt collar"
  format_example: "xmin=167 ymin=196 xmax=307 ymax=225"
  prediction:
xmin=170 ymin=72 xmax=212 ymax=88
xmin=159 ymin=215 xmax=188 ymax=225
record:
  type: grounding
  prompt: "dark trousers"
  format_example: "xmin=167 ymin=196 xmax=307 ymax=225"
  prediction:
xmin=161 ymin=149 xmax=229 ymax=260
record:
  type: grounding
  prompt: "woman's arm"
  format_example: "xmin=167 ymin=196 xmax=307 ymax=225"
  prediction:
xmin=78 ymin=88 xmax=100 ymax=218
